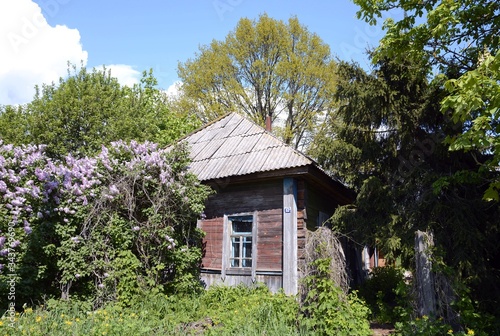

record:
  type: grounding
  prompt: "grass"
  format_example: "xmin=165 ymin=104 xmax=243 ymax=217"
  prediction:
xmin=0 ymin=284 xmax=304 ymax=336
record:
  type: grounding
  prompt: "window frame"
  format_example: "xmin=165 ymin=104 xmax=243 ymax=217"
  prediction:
xmin=222 ymin=212 xmax=257 ymax=280
xmin=229 ymin=215 xmax=253 ymax=268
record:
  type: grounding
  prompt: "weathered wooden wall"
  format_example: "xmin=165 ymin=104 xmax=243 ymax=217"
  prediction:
xmin=296 ymin=179 xmax=307 ymax=266
xmin=304 ymin=182 xmax=339 ymax=230
xmin=200 ymin=218 xmax=223 ymax=269
xmin=200 ymin=271 xmax=283 ymax=293
xmin=200 ymin=178 xmax=283 ymax=272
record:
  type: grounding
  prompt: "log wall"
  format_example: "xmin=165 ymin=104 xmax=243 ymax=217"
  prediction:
xmin=200 ymin=178 xmax=283 ymax=272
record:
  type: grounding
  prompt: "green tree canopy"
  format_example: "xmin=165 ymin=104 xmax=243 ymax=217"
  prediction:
xmin=0 ymin=64 xmax=200 ymax=159
xmin=310 ymin=58 xmax=500 ymax=323
xmin=353 ymin=0 xmax=500 ymax=200
xmin=177 ymin=14 xmax=336 ymax=149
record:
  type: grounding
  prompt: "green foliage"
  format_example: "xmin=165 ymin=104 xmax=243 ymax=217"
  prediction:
xmin=394 ymin=315 xmax=456 ymax=336
xmin=353 ymin=0 xmax=499 ymax=74
xmin=0 ymin=64 xmax=199 ymax=160
xmin=441 ymin=51 xmax=500 ymax=201
xmin=299 ymin=258 xmax=371 ymax=336
xmin=311 ymin=57 xmax=500 ymax=325
xmin=178 ymin=14 xmax=336 ymax=149
xmin=357 ymin=267 xmax=410 ymax=324
xmin=3 ymin=286 xmax=301 ymax=335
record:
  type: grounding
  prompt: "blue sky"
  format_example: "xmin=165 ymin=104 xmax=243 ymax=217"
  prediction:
xmin=1 ymin=0 xmax=389 ymax=105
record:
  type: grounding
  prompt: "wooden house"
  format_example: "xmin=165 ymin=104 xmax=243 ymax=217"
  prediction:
xmin=182 ymin=113 xmax=353 ymax=295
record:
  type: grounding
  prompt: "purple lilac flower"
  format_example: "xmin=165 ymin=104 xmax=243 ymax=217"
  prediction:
xmin=0 ymin=237 xmax=5 ymax=247
xmin=34 ymin=168 xmax=47 ymax=181
xmin=132 ymin=226 xmax=140 ymax=232
xmin=0 ymin=180 xmax=7 ymax=193
xmin=98 ymin=283 xmax=105 ymax=289
xmin=70 ymin=236 xmax=80 ymax=244
xmin=0 ymin=249 xmax=8 ymax=256
xmin=10 ymin=240 xmax=21 ymax=248
xmin=103 ymin=272 xmax=109 ymax=278
xmin=24 ymin=226 xmax=32 ymax=234
xmin=75 ymin=274 xmax=81 ymax=279
xmin=109 ymin=185 xmax=119 ymax=195
xmin=11 ymin=198 xmax=24 ymax=207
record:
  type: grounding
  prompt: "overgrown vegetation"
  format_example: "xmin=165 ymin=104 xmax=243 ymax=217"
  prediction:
xmin=1 ymin=1 xmax=499 ymax=333
xmin=2 ymin=283 xmax=369 ymax=335
xmin=0 ymin=140 xmax=212 ymax=309
xmin=357 ymin=266 xmax=409 ymax=324
xmin=0 ymin=285 xmax=298 ymax=335
xmin=299 ymin=228 xmax=371 ymax=335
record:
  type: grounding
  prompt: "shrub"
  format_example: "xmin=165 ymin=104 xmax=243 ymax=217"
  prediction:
xmin=0 ymin=140 xmax=212 ymax=309
xmin=300 ymin=258 xmax=371 ymax=336
xmin=357 ymin=266 xmax=410 ymax=324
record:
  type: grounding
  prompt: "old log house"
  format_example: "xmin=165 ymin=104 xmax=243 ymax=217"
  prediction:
xmin=182 ymin=112 xmax=353 ymax=295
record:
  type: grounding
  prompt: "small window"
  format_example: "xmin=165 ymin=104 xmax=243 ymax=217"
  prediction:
xmin=317 ymin=211 xmax=330 ymax=228
xmin=229 ymin=215 xmax=253 ymax=268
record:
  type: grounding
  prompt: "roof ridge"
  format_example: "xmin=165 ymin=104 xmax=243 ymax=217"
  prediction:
xmin=175 ymin=112 xmax=236 ymax=143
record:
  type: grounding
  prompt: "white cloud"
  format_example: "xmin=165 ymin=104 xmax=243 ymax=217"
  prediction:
xmin=102 ymin=64 xmax=141 ymax=87
xmin=165 ymin=81 xmax=182 ymax=98
xmin=0 ymin=0 xmax=88 ymax=105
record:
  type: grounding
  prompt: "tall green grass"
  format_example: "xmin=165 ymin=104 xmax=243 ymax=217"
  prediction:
xmin=1 ymin=284 xmax=301 ymax=336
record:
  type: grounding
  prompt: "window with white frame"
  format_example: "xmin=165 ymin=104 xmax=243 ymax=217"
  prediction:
xmin=228 ymin=215 xmax=253 ymax=268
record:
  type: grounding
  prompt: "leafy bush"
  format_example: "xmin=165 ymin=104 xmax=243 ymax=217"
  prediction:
xmin=0 ymin=140 xmax=212 ymax=309
xmin=300 ymin=258 xmax=371 ymax=336
xmin=357 ymin=266 xmax=410 ymax=324
xmin=394 ymin=315 xmax=484 ymax=336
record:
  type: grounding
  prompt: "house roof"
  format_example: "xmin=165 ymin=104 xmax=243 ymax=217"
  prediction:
xmin=182 ymin=112 xmax=314 ymax=181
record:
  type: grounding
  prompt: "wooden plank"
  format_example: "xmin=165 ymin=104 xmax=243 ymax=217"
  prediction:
xmin=283 ymin=177 xmax=298 ymax=295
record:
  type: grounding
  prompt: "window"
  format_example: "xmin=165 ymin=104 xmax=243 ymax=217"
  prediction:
xmin=229 ymin=215 xmax=253 ymax=268
xmin=222 ymin=213 xmax=257 ymax=279
xmin=317 ymin=211 xmax=331 ymax=228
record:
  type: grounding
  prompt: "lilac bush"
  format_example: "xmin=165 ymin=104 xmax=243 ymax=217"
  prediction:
xmin=0 ymin=140 xmax=211 ymax=307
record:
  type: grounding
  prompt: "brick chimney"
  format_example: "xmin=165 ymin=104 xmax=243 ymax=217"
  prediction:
xmin=265 ymin=114 xmax=272 ymax=132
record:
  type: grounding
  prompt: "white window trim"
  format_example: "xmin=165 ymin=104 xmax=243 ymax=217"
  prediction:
xmin=222 ymin=212 xmax=257 ymax=282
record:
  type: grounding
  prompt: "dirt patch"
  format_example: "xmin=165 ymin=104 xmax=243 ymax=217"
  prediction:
xmin=370 ymin=322 xmax=395 ymax=335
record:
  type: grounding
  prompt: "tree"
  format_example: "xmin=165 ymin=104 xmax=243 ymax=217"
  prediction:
xmin=177 ymin=14 xmax=336 ymax=149
xmin=0 ymin=104 xmax=30 ymax=145
xmin=354 ymin=0 xmax=499 ymax=73
xmin=0 ymin=64 xmax=200 ymax=159
xmin=310 ymin=58 xmax=500 ymax=327
xmin=441 ymin=52 xmax=500 ymax=201
xmin=353 ymin=0 xmax=500 ymax=200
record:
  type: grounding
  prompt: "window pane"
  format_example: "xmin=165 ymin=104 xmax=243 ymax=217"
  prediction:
xmin=243 ymin=237 xmax=252 ymax=258
xmin=231 ymin=258 xmax=239 ymax=267
xmin=232 ymin=220 xmax=252 ymax=234
xmin=231 ymin=237 xmax=240 ymax=259
xmin=242 ymin=259 xmax=252 ymax=267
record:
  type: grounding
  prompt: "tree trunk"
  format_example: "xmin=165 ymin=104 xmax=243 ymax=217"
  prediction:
xmin=415 ymin=230 xmax=436 ymax=317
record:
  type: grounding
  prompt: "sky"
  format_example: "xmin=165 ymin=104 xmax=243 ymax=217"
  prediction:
xmin=1 ymin=0 xmax=390 ymax=106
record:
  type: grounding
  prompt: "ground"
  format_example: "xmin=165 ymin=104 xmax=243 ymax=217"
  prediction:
xmin=370 ymin=322 xmax=395 ymax=335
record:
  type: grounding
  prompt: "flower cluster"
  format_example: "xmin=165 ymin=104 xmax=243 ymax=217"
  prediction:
xmin=0 ymin=140 xmax=210 ymax=301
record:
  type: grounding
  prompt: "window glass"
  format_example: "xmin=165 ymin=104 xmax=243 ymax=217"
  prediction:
xmin=229 ymin=215 xmax=253 ymax=268
xmin=232 ymin=219 xmax=252 ymax=233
